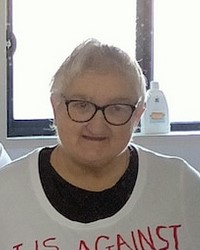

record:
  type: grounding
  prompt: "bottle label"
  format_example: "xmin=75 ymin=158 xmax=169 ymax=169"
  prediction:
xmin=150 ymin=112 xmax=166 ymax=123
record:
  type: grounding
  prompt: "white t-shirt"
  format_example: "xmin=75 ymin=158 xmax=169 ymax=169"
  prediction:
xmin=0 ymin=145 xmax=199 ymax=250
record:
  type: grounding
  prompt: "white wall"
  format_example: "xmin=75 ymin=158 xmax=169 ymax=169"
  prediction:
xmin=134 ymin=133 xmax=200 ymax=172
xmin=0 ymin=0 xmax=200 ymax=172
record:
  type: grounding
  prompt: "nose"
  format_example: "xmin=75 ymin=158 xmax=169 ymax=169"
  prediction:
xmin=86 ymin=109 xmax=108 ymax=132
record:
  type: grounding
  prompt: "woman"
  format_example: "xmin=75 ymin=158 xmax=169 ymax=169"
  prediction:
xmin=0 ymin=39 xmax=199 ymax=249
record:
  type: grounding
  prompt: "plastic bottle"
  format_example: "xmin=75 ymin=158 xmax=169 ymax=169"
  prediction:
xmin=141 ymin=81 xmax=170 ymax=134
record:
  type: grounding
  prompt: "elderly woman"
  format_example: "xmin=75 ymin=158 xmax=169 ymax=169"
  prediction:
xmin=0 ymin=39 xmax=199 ymax=249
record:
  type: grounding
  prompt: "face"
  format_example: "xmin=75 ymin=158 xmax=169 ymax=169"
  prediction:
xmin=51 ymin=72 xmax=144 ymax=167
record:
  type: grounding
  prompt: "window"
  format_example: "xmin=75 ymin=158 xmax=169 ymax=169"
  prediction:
xmin=7 ymin=0 xmax=138 ymax=136
xmin=7 ymin=0 xmax=200 ymax=137
xmin=153 ymin=0 xmax=200 ymax=131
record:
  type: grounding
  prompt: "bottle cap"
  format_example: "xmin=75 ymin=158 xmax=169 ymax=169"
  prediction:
xmin=150 ymin=81 xmax=159 ymax=89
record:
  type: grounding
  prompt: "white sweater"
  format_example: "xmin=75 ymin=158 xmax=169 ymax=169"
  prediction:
xmin=0 ymin=145 xmax=199 ymax=250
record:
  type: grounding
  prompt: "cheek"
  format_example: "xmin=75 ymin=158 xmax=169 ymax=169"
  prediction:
xmin=55 ymin=114 xmax=77 ymax=141
xmin=113 ymin=125 xmax=133 ymax=146
xmin=58 ymin=121 xmax=77 ymax=137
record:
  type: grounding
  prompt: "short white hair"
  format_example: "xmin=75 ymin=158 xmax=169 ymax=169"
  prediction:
xmin=50 ymin=38 xmax=146 ymax=103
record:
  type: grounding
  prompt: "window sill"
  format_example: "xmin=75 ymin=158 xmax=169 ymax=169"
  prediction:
xmin=5 ymin=130 xmax=200 ymax=142
xmin=135 ymin=130 xmax=200 ymax=138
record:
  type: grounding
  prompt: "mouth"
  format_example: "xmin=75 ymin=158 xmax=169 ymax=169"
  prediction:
xmin=82 ymin=135 xmax=107 ymax=142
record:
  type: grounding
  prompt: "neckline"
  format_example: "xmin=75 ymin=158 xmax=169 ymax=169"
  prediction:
xmin=29 ymin=145 xmax=147 ymax=229
xmin=39 ymin=146 xmax=138 ymax=223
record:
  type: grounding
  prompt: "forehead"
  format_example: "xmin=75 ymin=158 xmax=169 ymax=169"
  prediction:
xmin=64 ymin=72 xmax=138 ymax=103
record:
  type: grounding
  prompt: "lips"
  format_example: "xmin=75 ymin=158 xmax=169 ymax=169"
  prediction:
xmin=82 ymin=135 xmax=107 ymax=141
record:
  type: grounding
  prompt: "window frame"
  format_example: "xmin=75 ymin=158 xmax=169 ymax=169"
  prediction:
xmin=6 ymin=0 xmax=200 ymax=137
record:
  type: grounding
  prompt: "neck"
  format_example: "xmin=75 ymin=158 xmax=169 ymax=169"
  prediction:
xmin=50 ymin=145 xmax=130 ymax=191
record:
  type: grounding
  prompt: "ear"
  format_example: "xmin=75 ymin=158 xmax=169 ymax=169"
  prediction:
xmin=132 ymin=102 xmax=146 ymax=128
xmin=50 ymin=94 xmax=61 ymax=125
xmin=50 ymin=94 xmax=57 ymax=118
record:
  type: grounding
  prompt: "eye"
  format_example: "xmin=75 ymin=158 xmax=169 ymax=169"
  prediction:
xmin=75 ymin=101 xmax=87 ymax=108
xmin=114 ymin=105 xmax=124 ymax=111
xmin=109 ymin=104 xmax=128 ymax=112
xmin=70 ymin=101 xmax=92 ymax=111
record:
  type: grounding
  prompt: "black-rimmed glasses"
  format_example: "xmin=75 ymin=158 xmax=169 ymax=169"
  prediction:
xmin=63 ymin=98 xmax=137 ymax=126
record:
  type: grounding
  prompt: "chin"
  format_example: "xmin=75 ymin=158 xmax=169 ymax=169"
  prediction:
xmin=75 ymin=142 xmax=124 ymax=166
xmin=76 ymin=152 xmax=113 ymax=168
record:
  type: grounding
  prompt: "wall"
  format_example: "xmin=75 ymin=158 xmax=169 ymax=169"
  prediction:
xmin=134 ymin=133 xmax=200 ymax=172
xmin=0 ymin=0 xmax=200 ymax=172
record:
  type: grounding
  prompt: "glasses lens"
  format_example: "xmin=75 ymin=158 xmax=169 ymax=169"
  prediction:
xmin=67 ymin=100 xmax=95 ymax=122
xmin=104 ymin=104 xmax=133 ymax=125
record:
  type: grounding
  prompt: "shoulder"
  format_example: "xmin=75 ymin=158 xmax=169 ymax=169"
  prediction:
xmin=131 ymin=143 xmax=200 ymax=180
xmin=0 ymin=147 xmax=40 ymax=169
xmin=133 ymin=143 xmax=192 ymax=165
xmin=0 ymin=148 xmax=42 ymax=189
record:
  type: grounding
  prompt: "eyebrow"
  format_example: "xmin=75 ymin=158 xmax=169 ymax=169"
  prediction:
xmin=108 ymin=97 xmax=135 ymax=103
xmin=65 ymin=94 xmax=136 ymax=104
xmin=67 ymin=94 xmax=89 ymax=100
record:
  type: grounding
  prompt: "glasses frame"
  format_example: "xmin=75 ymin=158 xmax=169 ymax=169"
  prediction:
xmin=63 ymin=98 xmax=138 ymax=126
